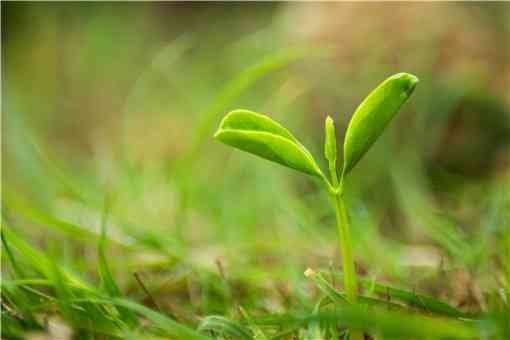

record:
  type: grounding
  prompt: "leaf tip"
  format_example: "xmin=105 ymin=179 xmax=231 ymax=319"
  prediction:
xmin=391 ymin=72 xmax=419 ymax=96
xmin=324 ymin=115 xmax=337 ymax=165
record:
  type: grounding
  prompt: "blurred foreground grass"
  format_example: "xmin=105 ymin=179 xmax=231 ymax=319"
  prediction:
xmin=2 ymin=2 xmax=510 ymax=339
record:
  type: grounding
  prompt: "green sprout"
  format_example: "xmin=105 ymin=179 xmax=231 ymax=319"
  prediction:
xmin=214 ymin=72 xmax=418 ymax=339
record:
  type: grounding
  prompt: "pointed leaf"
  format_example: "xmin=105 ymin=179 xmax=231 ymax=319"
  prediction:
xmin=215 ymin=110 xmax=323 ymax=177
xmin=342 ymin=73 xmax=418 ymax=176
xmin=324 ymin=116 xmax=337 ymax=165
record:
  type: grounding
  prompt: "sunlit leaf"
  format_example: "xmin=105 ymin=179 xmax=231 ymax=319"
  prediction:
xmin=342 ymin=73 xmax=418 ymax=176
xmin=324 ymin=116 xmax=337 ymax=166
xmin=215 ymin=109 xmax=323 ymax=177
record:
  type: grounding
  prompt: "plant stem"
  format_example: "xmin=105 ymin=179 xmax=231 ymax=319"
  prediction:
xmin=329 ymin=163 xmax=339 ymax=188
xmin=334 ymin=193 xmax=363 ymax=340
xmin=334 ymin=194 xmax=358 ymax=301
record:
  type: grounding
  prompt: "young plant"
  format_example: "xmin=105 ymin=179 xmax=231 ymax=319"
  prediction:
xmin=214 ymin=73 xmax=418 ymax=338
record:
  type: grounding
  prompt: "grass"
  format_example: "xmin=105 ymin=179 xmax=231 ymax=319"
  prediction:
xmin=2 ymin=3 xmax=510 ymax=339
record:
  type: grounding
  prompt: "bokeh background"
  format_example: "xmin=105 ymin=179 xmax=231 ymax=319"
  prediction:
xmin=2 ymin=1 xmax=510 ymax=333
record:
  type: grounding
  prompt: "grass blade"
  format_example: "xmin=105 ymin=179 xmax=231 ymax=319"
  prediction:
xmin=304 ymin=268 xmax=349 ymax=304
xmin=198 ymin=315 xmax=252 ymax=339
xmin=98 ymin=199 xmax=139 ymax=327
xmin=329 ymin=270 xmax=468 ymax=318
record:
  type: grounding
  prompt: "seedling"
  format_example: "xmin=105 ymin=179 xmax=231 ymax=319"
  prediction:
xmin=214 ymin=73 xmax=418 ymax=339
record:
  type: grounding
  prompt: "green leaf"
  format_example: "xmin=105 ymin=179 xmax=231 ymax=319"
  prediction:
xmin=214 ymin=109 xmax=323 ymax=177
xmin=342 ymin=73 xmax=418 ymax=177
xmin=324 ymin=116 xmax=337 ymax=166
xmin=324 ymin=116 xmax=339 ymax=186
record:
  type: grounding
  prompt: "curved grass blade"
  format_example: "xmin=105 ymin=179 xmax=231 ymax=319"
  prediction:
xmin=305 ymin=268 xmax=349 ymax=304
xmin=3 ymin=190 xmax=114 ymax=244
xmin=48 ymin=260 xmax=81 ymax=327
xmin=239 ymin=306 xmax=269 ymax=340
xmin=215 ymin=110 xmax=323 ymax=177
xmin=1 ymin=231 xmax=26 ymax=279
xmin=305 ymin=269 xmax=404 ymax=312
xmin=342 ymin=73 xmax=418 ymax=178
xmin=111 ymin=298 xmax=209 ymax=340
xmin=69 ymin=296 xmax=209 ymax=340
xmin=328 ymin=270 xmax=468 ymax=318
xmin=198 ymin=315 xmax=252 ymax=339
xmin=254 ymin=306 xmax=476 ymax=340
xmin=1 ymin=280 xmax=41 ymax=330
xmin=1 ymin=225 xmax=92 ymax=291
xmin=306 ymin=297 xmax=329 ymax=340
xmin=98 ymin=201 xmax=139 ymax=327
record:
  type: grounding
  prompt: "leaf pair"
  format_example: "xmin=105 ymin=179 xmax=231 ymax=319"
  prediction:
xmin=214 ymin=73 xmax=418 ymax=186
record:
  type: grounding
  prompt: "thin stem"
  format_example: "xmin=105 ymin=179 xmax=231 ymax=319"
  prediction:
xmin=333 ymin=193 xmax=364 ymax=340
xmin=333 ymin=194 xmax=358 ymax=302
xmin=329 ymin=162 xmax=339 ymax=188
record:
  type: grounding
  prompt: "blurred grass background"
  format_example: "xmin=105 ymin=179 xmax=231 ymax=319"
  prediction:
xmin=2 ymin=2 xmax=510 ymax=339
